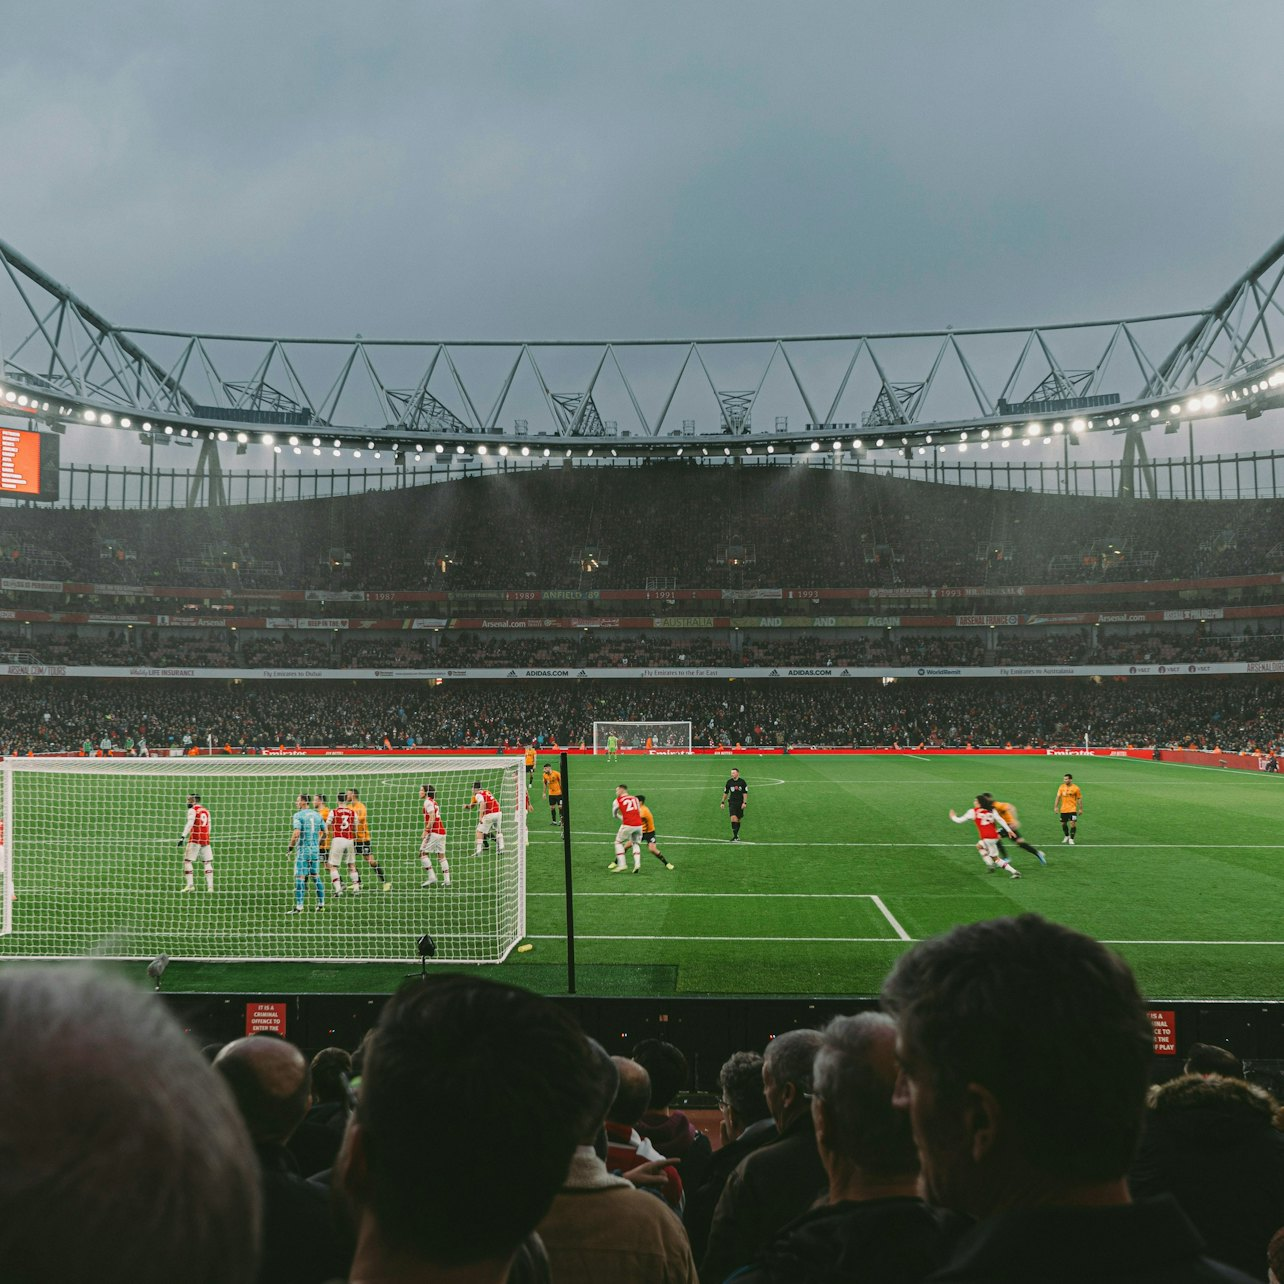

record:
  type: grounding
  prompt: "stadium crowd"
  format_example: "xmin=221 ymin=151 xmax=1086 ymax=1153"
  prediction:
xmin=0 ymin=676 xmax=1279 ymax=754
xmin=5 ymin=915 xmax=1278 ymax=1283
xmin=4 ymin=625 xmax=1284 ymax=672
xmin=3 ymin=464 xmax=1284 ymax=595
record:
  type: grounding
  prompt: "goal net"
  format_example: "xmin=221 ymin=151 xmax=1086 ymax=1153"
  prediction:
xmin=592 ymin=721 xmax=694 ymax=754
xmin=0 ymin=755 xmax=526 ymax=963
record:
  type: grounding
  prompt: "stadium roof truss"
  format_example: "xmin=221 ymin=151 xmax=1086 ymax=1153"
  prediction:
xmin=2 ymin=232 xmax=1284 ymax=477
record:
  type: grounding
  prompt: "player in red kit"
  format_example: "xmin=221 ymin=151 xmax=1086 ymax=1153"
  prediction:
xmin=949 ymin=795 xmax=1022 ymax=879
xmin=327 ymin=791 xmax=361 ymax=896
xmin=419 ymin=784 xmax=451 ymax=888
xmin=466 ymin=781 xmax=505 ymax=857
xmin=179 ymin=793 xmax=214 ymax=892
xmin=610 ymin=785 xmax=645 ymax=873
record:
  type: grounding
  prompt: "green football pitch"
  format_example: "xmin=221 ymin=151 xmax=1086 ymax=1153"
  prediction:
xmin=2 ymin=754 xmax=1282 ymax=1000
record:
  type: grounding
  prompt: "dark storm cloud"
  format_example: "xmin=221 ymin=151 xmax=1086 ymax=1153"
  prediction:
xmin=1 ymin=0 xmax=1281 ymax=457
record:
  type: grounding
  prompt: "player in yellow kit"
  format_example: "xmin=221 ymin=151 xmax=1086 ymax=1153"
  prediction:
xmin=348 ymin=787 xmax=391 ymax=891
xmin=1054 ymin=774 xmax=1084 ymax=845
xmin=635 ymin=795 xmax=674 ymax=870
xmin=981 ymin=794 xmax=1048 ymax=866
xmin=542 ymin=764 xmax=563 ymax=825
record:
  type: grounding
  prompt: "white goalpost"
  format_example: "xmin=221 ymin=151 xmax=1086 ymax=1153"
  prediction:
xmin=0 ymin=754 xmax=526 ymax=964
xmin=592 ymin=721 xmax=694 ymax=754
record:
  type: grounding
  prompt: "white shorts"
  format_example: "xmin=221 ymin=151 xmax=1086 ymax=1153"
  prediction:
xmin=329 ymin=836 xmax=356 ymax=865
xmin=185 ymin=843 xmax=213 ymax=863
xmin=616 ymin=825 xmax=643 ymax=846
xmin=476 ymin=812 xmax=501 ymax=836
xmin=978 ymin=838 xmax=1001 ymax=860
xmin=420 ymin=833 xmax=446 ymax=856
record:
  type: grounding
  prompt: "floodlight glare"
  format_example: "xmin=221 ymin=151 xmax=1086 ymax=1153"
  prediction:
xmin=333 ymin=449 xmax=341 ymax=457
xmin=456 ymin=445 xmax=465 ymax=453
xmin=261 ymin=433 xmax=274 ymax=445
xmin=478 ymin=445 xmax=487 ymax=455
xmin=766 ymin=444 xmax=774 ymax=454
xmin=832 ymin=440 xmax=841 ymax=451
xmin=979 ymin=430 xmax=988 ymax=440
xmin=142 ymin=422 xmax=153 ymax=432
xmin=1002 ymin=425 xmax=1013 ymax=438
xmin=333 ymin=439 xmax=341 ymax=448
xmin=1052 ymin=422 xmax=1064 ymax=432
xmin=273 ymin=445 xmax=281 ymax=454
xmin=926 ymin=434 xmax=934 ymax=443
xmin=217 ymin=431 xmax=228 ymax=441
xmin=958 ymin=443 xmax=967 ymax=452
xmin=722 ymin=447 xmax=729 ymax=456
xmin=746 ymin=446 xmax=753 ymax=455
xmin=369 ymin=441 xmax=376 ymax=450
xmin=292 ymin=446 xmax=301 ymax=454
xmin=499 ymin=445 xmax=509 ymax=456
xmin=435 ymin=443 xmax=444 ymax=453
xmin=1149 ymin=409 xmax=1160 ymax=418
xmin=1027 ymin=423 xmax=1041 ymax=435
xmin=851 ymin=439 xmax=861 ymax=449
xmin=164 ymin=425 xmax=173 ymax=434
xmin=353 ymin=450 xmax=362 ymax=458
xmin=1129 ymin=413 xmax=1139 ymax=423
xmin=520 ymin=445 xmax=529 ymax=456
xmin=1002 ymin=440 xmax=1011 ymax=448
xmin=289 ymin=436 xmax=299 ymax=446
xmin=875 ymin=438 xmax=885 ymax=447
xmin=1201 ymin=394 xmax=1217 ymax=410
xmin=312 ymin=448 xmax=321 ymax=456
xmin=83 ymin=409 xmax=96 ymax=421
xmin=810 ymin=441 xmax=820 ymax=451
xmin=1071 ymin=419 xmax=1086 ymax=431
xmin=120 ymin=417 xmax=131 ymax=428
xmin=312 ymin=437 xmax=321 ymax=447
xmin=958 ymin=432 xmax=967 ymax=442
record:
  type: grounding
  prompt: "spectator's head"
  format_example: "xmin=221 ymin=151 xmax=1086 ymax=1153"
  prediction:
xmin=1184 ymin=1042 xmax=1243 ymax=1079
xmin=718 ymin=1050 xmax=770 ymax=1138
xmin=607 ymin=1057 xmax=652 ymax=1127
xmin=338 ymin=976 xmax=598 ymax=1275
xmin=762 ymin=1029 xmax=823 ymax=1132
xmin=882 ymin=914 xmax=1152 ymax=1218
xmin=633 ymin=1038 xmax=688 ymax=1110
xmin=215 ymin=1035 xmax=312 ymax=1146
xmin=310 ymin=1047 xmax=354 ymax=1106
xmin=0 ymin=968 xmax=260 ymax=1284
xmin=812 ymin=1013 xmax=918 ymax=1191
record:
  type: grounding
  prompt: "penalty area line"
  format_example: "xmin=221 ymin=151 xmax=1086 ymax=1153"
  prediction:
xmin=870 ymin=894 xmax=911 ymax=941
xmin=527 ymin=933 xmax=906 ymax=944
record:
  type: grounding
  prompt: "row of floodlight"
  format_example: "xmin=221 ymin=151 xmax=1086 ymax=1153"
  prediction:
xmin=4 ymin=368 xmax=1283 ymax=458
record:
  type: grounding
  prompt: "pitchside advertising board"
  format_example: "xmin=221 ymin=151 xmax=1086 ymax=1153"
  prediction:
xmin=0 ymin=428 xmax=58 ymax=502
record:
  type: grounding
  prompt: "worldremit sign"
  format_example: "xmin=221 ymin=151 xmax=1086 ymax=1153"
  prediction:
xmin=0 ymin=428 xmax=58 ymax=502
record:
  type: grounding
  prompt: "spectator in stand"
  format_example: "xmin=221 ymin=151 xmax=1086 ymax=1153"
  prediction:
xmin=703 ymin=1029 xmax=826 ymax=1284
xmin=0 ymin=967 xmax=261 ymax=1284
xmin=1185 ymin=1042 xmax=1246 ymax=1079
xmin=605 ymin=1056 xmax=684 ymax=1214
xmin=288 ymin=1045 xmax=353 ymax=1179
xmin=336 ymin=975 xmax=597 ymax=1284
xmin=215 ymin=1035 xmax=350 ymax=1284
xmin=882 ymin=914 xmax=1257 ymax=1283
xmin=684 ymin=1051 xmax=777 ymax=1266
xmin=634 ymin=1038 xmax=713 ymax=1198
xmin=537 ymin=1038 xmax=698 ymax=1284
xmin=733 ymin=1012 xmax=955 ymax=1284
xmin=1130 ymin=1072 xmax=1284 ymax=1280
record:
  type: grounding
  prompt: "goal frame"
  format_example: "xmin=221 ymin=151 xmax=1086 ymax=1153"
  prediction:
xmin=0 ymin=753 xmax=526 ymax=963
xmin=592 ymin=721 xmax=694 ymax=754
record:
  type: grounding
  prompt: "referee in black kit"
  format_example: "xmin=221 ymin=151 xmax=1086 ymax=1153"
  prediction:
xmin=721 ymin=766 xmax=748 ymax=841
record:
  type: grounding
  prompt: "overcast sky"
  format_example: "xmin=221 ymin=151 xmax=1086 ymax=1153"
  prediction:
xmin=3 ymin=0 xmax=1282 ymax=466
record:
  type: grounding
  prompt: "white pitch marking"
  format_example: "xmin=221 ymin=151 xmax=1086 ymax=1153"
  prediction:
xmin=870 ymin=894 xmax=911 ymax=941
xmin=527 ymin=933 xmax=903 ymax=943
xmin=532 ymin=833 xmax=1284 ymax=850
xmin=528 ymin=891 xmax=896 ymax=899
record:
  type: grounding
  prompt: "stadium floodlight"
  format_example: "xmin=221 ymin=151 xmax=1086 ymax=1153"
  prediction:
xmin=333 ymin=439 xmax=341 ymax=448
xmin=370 ymin=441 xmax=377 ymax=450
xmin=1052 ymin=422 xmax=1063 ymax=432
xmin=586 ymin=448 xmax=593 ymax=457
xmin=676 ymin=447 xmax=683 ymax=456
xmin=164 ymin=425 xmax=173 ymax=434
xmin=875 ymin=438 xmax=885 ymax=447
xmin=766 ymin=444 xmax=774 ymax=454
xmin=374 ymin=451 xmax=382 ymax=459
xmin=1186 ymin=398 xmax=1201 ymax=413
xmin=520 ymin=445 xmax=529 ymax=457
xmin=1071 ymin=419 xmax=1086 ymax=432
xmin=413 ymin=453 xmax=421 ymax=462
xmin=456 ymin=444 xmax=464 ymax=454
xmin=958 ymin=432 xmax=967 ymax=442
xmin=121 ymin=418 xmax=131 ymax=428
xmin=810 ymin=441 xmax=820 ymax=451
xmin=1150 ymin=409 xmax=1160 ymax=418
xmin=1130 ymin=414 xmax=1139 ymax=423
xmin=180 ymin=428 xmax=189 ymax=437
xmin=312 ymin=437 xmax=321 ymax=447
xmin=273 ymin=446 xmax=282 ymax=454
xmin=832 ymin=440 xmax=842 ymax=451
xmin=289 ymin=436 xmax=299 ymax=446
xmin=217 ymin=431 xmax=228 ymax=441
xmin=84 ymin=409 xmax=96 ymax=421
xmin=312 ymin=448 xmax=321 ymax=456
xmin=900 ymin=437 xmax=908 ymax=446
xmin=918 ymin=446 xmax=927 ymax=455
xmin=853 ymin=439 xmax=862 ymax=450
xmin=542 ymin=447 xmax=550 ymax=457
xmin=261 ymin=433 xmax=274 ymax=446
xmin=1202 ymin=394 xmax=1217 ymax=410
xmin=1026 ymin=423 xmax=1041 ymax=436
xmin=926 ymin=434 xmax=934 ymax=443
xmin=981 ymin=442 xmax=989 ymax=450
xmin=1002 ymin=440 xmax=1011 ymax=448
xmin=0 ymin=755 xmax=527 ymax=963
xmin=1001 ymin=425 xmax=1012 ymax=438
xmin=939 ymin=445 xmax=946 ymax=453
xmin=353 ymin=450 xmax=362 ymax=458
xmin=333 ymin=449 xmax=341 ymax=458
xmin=958 ymin=443 xmax=967 ymax=452
xmin=292 ymin=446 xmax=301 ymax=454
xmin=142 ymin=422 xmax=153 ymax=432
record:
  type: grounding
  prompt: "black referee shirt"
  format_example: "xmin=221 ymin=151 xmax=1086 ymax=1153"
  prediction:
xmin=723 ymin=776 xmax=749 ymax=810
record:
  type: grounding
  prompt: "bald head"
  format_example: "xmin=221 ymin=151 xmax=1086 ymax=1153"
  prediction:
xmin=215 ymin=1036 xmax=312 ymax=1145
xmin=607 ymin=1056 xmax=652 ymax=1127
xmin=0 ymin=968 xmax=260 ymax=1284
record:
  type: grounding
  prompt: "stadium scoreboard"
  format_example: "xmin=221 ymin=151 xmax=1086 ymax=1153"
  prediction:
xmin=0 ymin=428 xmax=58 ymax=502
